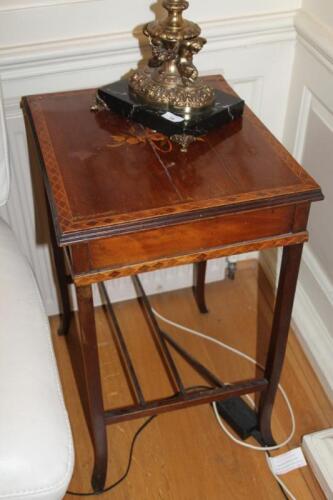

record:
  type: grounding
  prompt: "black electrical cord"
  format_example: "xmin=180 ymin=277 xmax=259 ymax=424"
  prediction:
xmin=67 ymin=415 xmax=156 ymax=497
xmin=66 ymin=386 xmax=210 ymax=497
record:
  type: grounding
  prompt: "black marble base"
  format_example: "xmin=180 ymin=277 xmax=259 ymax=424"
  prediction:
xmin=96 ymin=80 xmax=244 ymax=138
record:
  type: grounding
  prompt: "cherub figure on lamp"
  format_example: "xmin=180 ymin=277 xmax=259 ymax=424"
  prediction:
xmin=178 ymin=37 xmax=207 ymax=86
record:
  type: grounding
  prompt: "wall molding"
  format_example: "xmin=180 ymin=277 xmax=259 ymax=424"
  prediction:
xmin=0 ymin=0 xmax=102 ymax=11
xmin=0 ymin=0 xmax=104 ymax=11
xmin=262 ymin=21 xmax=333 ymax=402
xmin=0 ymin=0 xmax=99 ymax=12
xmin=295 ymin=10 xmax=333 ymax=73
xmin=0 ymin=79 xmax=10 ymax=207
xmin=261 ymin=247 xmax=333 ymax=404
xmin=0 ymin=10 xmax=297 ymax=76
xmin=293 ymin=86 xmax=313 ymax=162
xmin=0 ymin=1 xmax=301 ymax=14
xmin=302 ymin=246 xmax=333 ymax=307
xmin=293 ymin=280 xmax=333 ymax=404
xmin=293 ymin=84 xmax=333 ymax=306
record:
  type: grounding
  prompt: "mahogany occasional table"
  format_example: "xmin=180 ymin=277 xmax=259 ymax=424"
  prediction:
xmin=22 ymin=76 xmax=323 ymax=493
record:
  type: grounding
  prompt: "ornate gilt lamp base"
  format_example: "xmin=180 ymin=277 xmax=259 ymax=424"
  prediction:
xmin=129 ymin=69 xmax=215 ymax=115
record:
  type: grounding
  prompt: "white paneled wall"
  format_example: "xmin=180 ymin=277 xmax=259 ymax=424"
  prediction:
xmin=302 ymin=0 xmax=333 ymax=26
xmin=0 ymin=1 xmax=298 ymax=316
xmin=289 ymin=12 xmax=333 ymax=402
xmin=263 ymin=6 xmax=333 ymax=402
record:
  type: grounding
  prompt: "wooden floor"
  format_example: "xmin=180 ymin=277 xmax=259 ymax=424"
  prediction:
xmin=50 ymin=261 xmax=333 ymax=500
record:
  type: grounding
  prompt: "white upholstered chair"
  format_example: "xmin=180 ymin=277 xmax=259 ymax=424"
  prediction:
xmin=0 ymin=95 xmax=74 ymax=499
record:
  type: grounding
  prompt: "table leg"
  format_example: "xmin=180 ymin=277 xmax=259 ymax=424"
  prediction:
xmin=259 ymin=244 xmax=303 ymax=445
xmin=193 ymin=261 xmax=209 ymax=313
xmin=76 ymin=285 xmax=108 ymax=492
xmin=47 ymin=205 xmax=71 ymax=336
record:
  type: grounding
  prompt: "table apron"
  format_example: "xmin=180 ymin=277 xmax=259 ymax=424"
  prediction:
xmin=70 ymin=232 xmax=308 ymax=286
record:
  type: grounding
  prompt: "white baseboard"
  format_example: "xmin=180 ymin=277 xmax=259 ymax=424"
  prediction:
xmin=93 ymin=259 xmax=227 ymax=308
xmin=261 ymin=246 xmax=333 ymax=404
xmin=68 ymin=253 xmax=258 ymax=316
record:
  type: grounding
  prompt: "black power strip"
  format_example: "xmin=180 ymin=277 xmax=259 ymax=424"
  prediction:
xmin=214 ymin=397 xmax=259 ymax=441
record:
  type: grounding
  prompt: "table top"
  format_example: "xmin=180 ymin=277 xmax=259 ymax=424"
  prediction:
xmin=22 ymin=76 xmax=323 ymax=246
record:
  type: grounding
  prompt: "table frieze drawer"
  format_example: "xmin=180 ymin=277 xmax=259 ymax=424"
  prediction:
xmin=82 ymin=205 xmax=297 ymax=276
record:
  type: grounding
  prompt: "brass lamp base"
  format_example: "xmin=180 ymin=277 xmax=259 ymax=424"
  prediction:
xmin=129 ymin=0 xmax=215 ymax=116
xmin=130 ymin=70 xmax=215 ymax=115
